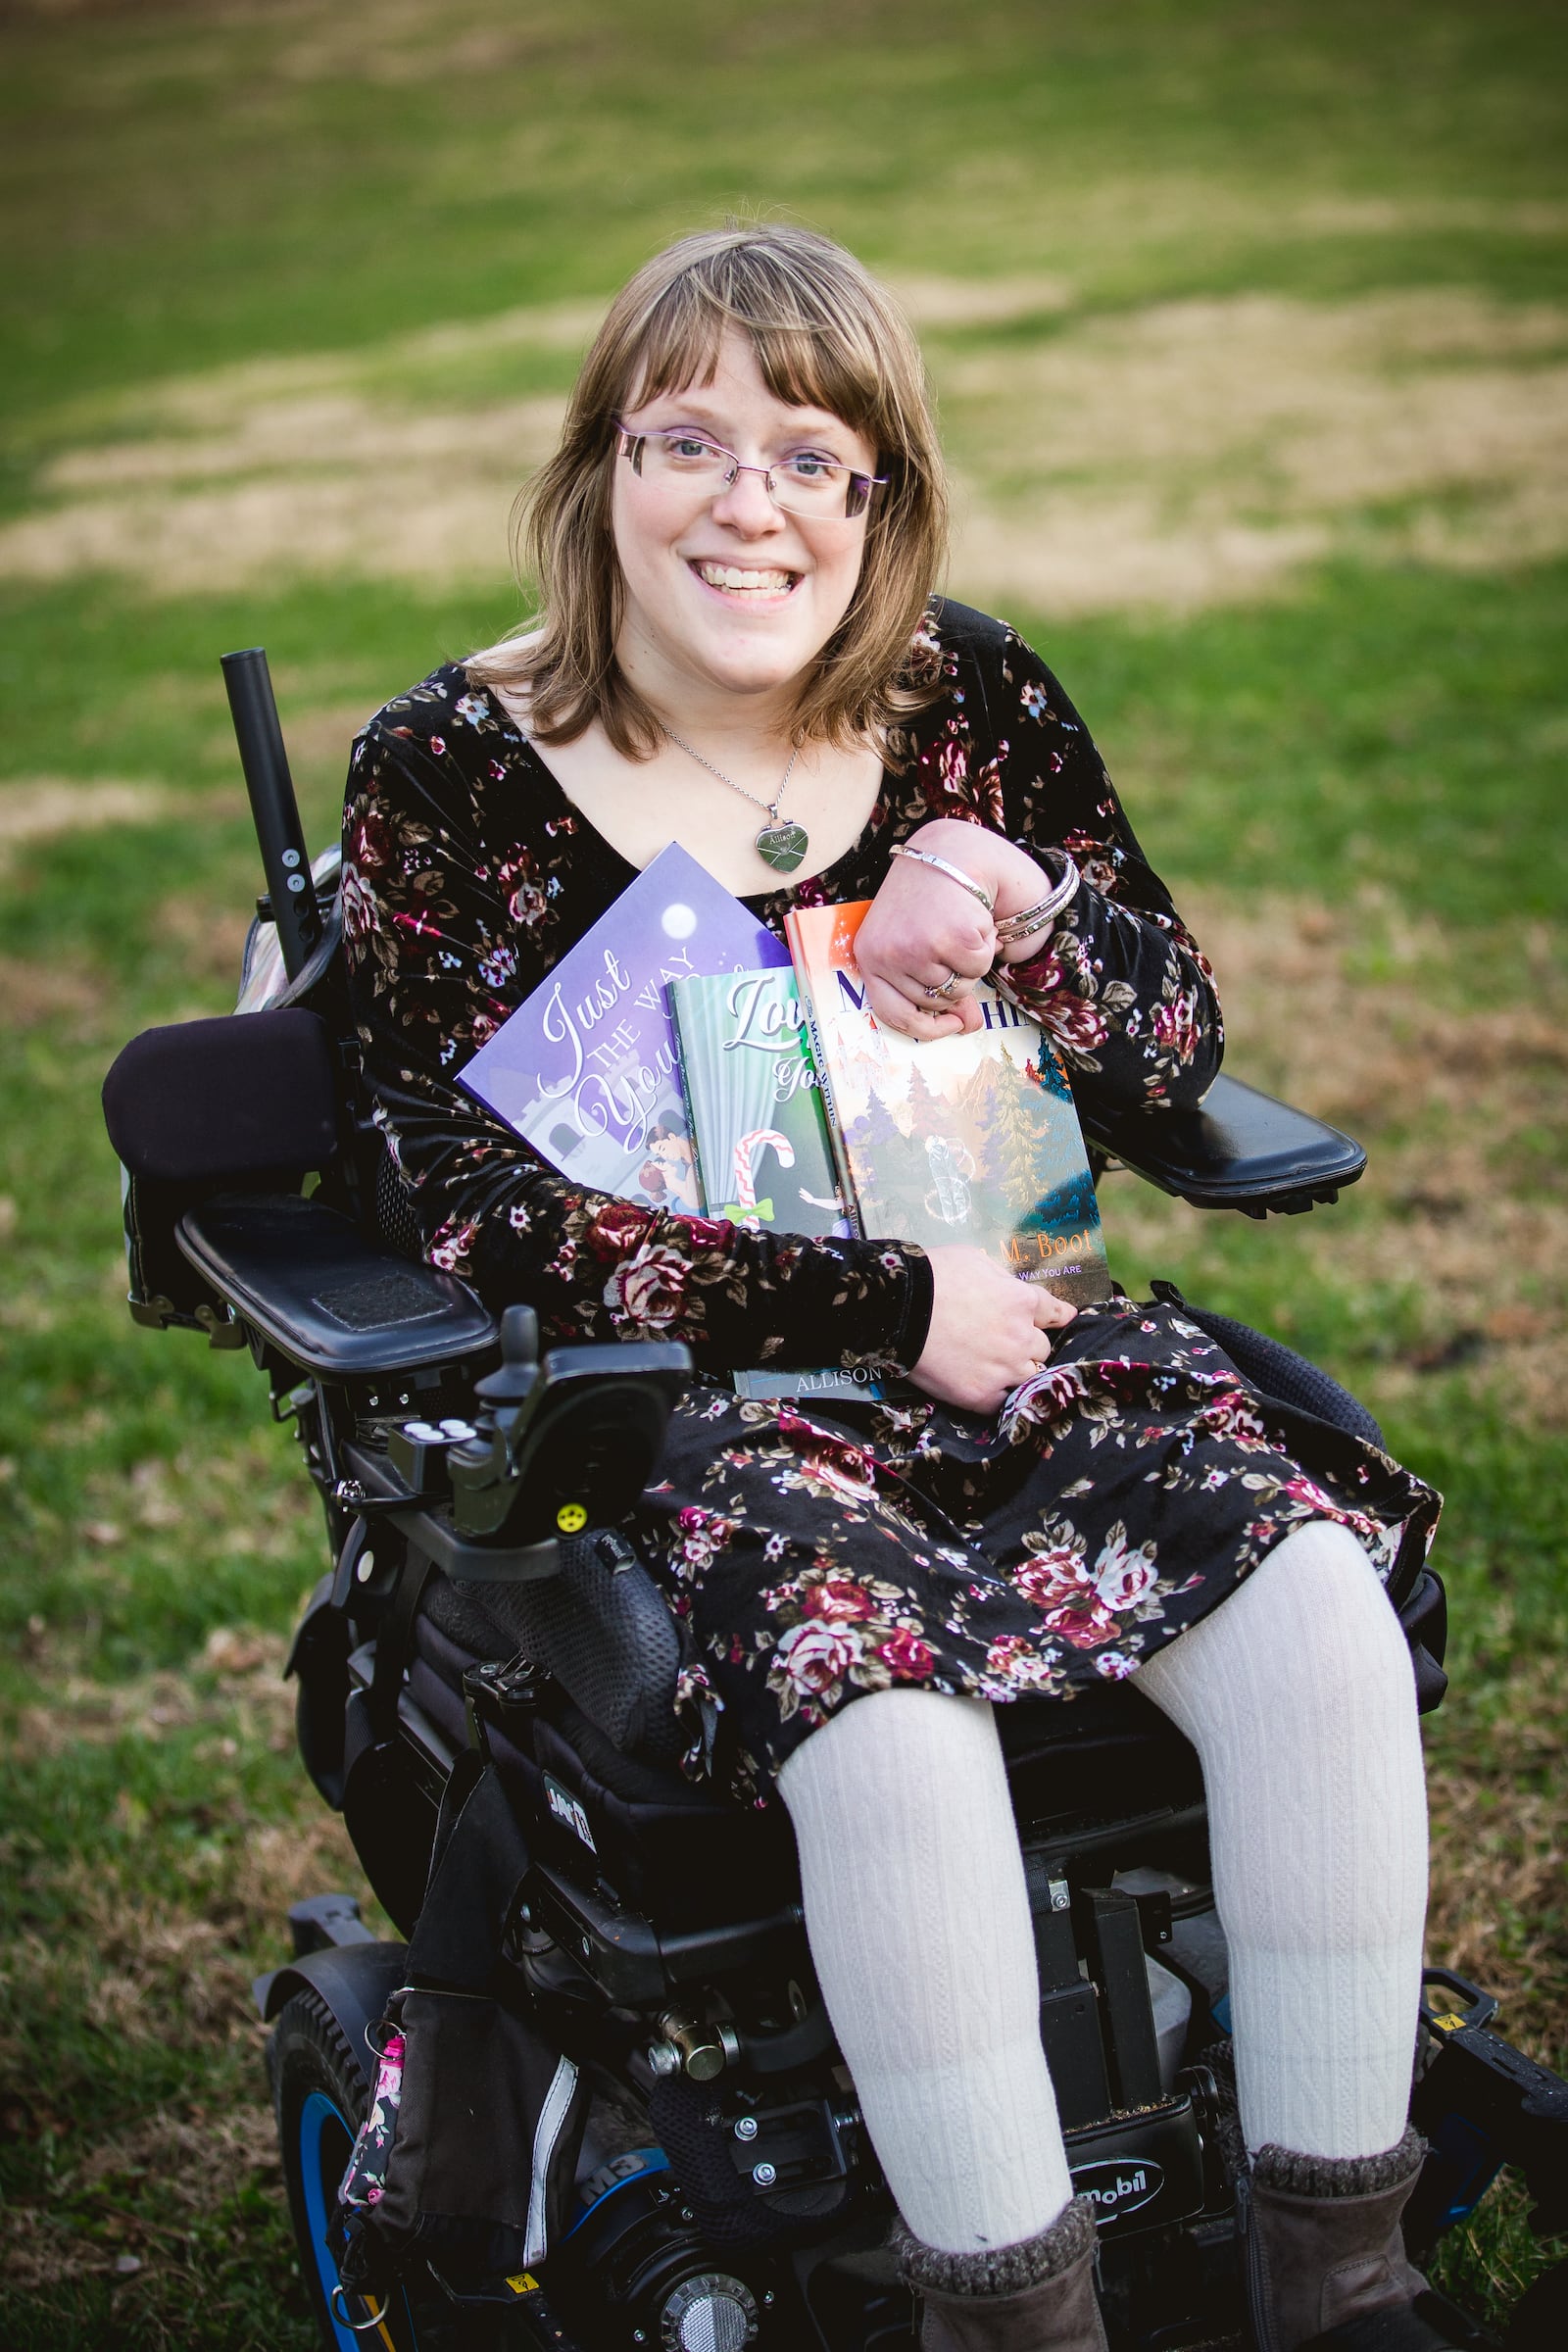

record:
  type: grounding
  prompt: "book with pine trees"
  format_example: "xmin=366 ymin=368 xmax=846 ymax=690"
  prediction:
xmin=668 ymin=967 xmax=884 ymax=1404
xmin=783 ymin=900 xmax=1113 ymax=1306
xmin=459 ymin=842 xmax=788 ymax=1209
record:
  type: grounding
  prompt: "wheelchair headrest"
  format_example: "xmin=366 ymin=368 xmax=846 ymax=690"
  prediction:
xmin=103 ymin=1008 xmax=340 ymax=1187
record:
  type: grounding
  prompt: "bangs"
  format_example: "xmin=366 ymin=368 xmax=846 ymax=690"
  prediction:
xmin=620 ymin=251 xmax=895 ymax=443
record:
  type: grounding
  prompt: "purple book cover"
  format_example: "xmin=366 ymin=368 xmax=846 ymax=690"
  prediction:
xmin=460 ymin=842 xmax=788 ymax=1210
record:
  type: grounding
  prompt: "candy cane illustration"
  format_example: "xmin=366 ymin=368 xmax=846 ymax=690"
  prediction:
xmin=726 ymin=1127 xmax=796 ymax=1225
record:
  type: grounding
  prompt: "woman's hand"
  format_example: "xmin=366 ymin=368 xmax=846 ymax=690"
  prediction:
xmin=856 ymin=819 xmax=1053 ymax=1039
xmin=908 ymin=1247 xmax=1078 ymax=1414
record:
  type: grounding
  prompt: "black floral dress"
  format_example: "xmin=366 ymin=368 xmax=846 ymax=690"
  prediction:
xmin=343 ymin=599 xmax=1440 ymax=1800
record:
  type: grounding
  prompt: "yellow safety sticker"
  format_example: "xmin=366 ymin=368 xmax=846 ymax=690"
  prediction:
xmin=556 ymin=1502 xmax=587 ymax=1533
xmin=1430 ymin=2012 xmax=1469 ymax=2034
xmin=504 ymin=2272 xmax=542 ymax=2296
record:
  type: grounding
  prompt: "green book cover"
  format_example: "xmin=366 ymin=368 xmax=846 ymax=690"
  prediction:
xmin=669 ymin=969 xmax=884 ymax=1404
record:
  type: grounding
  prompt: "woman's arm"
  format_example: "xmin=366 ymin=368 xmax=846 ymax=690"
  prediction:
xmin=343 ymin=721 xmax=933 ymax=1375
xmin=859 ymin=612 xmax=1223 ymax=1113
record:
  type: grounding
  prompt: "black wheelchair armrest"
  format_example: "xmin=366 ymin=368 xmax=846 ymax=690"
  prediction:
xmin=1079 ymin=1071 xmax=1367 ymax=1217
xmin=176 ymin=1191 xmax=498 ymax=1379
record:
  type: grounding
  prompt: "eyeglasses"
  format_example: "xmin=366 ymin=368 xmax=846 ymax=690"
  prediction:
xmin=613 ymin=422 xmax=887 ymax=520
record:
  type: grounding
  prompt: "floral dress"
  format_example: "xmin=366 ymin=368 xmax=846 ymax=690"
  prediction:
xmin=343 ymin=598 xmax=1440 ymax=1799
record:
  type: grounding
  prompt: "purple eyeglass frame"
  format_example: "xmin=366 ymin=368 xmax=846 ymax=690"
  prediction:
xmin=613 ymin=420 xmax=887 ymax=519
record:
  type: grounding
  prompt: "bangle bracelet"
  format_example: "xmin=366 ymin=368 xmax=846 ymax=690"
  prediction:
xmin=888 ymin=842 xmax=996 ymax=912
xmin=993 ymin=852 xmax=1082 ymax=947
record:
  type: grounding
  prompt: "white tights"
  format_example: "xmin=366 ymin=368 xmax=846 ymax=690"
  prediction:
xmin=777 ymin=1520 xmax=1429 ymax=2254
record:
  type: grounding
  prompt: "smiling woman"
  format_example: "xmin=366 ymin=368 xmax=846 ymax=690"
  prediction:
xmin=467 ymin=227 xmax=946 ymax=752
xmin=576 ymin=332 xmax=890 ymax=883
xmin=342 ymin=222 xmax=1451 ymax=2352
xmin=463 ymin=233 xmax=947 ymax=897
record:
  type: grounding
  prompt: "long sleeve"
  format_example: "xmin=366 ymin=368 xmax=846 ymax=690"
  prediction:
xmin=891 ymin=606 xmax=1223 ymax=1114
xmin=341 ymin=695 xmax=933 ymax=1374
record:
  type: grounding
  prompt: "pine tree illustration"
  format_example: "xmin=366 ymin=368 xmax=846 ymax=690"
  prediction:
xmin=1023 ymin=1046 xmax=1073 ymax=1104
xmin=905 ymin=1062 xmax=943 ymax=1126
xmin=846 ymin=1092 xmax=904 ymax=1224
xmin=976 ymin=1066 xmax=1060 ymax=1214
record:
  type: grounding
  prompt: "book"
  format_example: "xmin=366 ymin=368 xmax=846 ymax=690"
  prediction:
xmin=669 ymin=967 xmax=881 ymax=1404
xmin=784 ymin=900 xmax=1113 ymax=1306
xmin=459 ymin=842 xmax=788 ymax=1209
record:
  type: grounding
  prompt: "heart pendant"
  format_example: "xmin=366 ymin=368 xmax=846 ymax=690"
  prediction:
xmin=755 ymin=819 xmax=809 ymax=875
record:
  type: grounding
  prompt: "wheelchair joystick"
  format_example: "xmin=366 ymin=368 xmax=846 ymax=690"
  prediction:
xmin=445 ymin=1323 xmax=693 ymax=1544
xmin=473 ymin=1303 xmax=539 ymax=1404
xmin=445 ymin=1307 xmax=551 ymax=1536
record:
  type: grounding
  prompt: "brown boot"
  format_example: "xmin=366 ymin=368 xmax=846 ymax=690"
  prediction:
xmin=1240 ymin=2126 xmax=1460 ymax=2351
xmin=893 ymin=2195 xmax=1107 ymax=2352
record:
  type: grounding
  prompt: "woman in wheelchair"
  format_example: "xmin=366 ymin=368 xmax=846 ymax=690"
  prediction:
xmin=342 ymin=225 xmax=1446 ymax=2352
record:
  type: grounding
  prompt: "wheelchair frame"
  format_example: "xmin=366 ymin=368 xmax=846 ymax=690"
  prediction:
xmin=100 ymin=650 xmax=1568 ymax=2352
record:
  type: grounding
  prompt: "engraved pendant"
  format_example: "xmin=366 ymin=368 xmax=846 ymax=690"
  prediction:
xmin=755 ymin=819 xmax=809 ymax=875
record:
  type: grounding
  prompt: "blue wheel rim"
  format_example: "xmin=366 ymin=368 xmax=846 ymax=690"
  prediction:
xmin=298 ymin=2088 xmax=373 ymax=2351
xmin=564 ymin=2149 xmax=671 ymax=2239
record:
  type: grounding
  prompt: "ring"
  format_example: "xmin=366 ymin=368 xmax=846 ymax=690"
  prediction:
xmin=922 ymin=970 xmax=961 ymax=1001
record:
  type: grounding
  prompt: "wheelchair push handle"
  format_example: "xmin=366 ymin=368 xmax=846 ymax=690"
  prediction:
xmin=220 ymin=646 xmax=323 ymax=982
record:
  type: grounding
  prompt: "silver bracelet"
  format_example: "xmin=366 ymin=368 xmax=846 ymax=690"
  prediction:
xmin=992 ymin=852 xmax=1082 ymax=947
xmin=888 ymin=842 xmax=996 ymax=912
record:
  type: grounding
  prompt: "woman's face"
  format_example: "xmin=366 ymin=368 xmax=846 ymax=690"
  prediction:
xmin=611 ymin=327 xmax=878 ymax=711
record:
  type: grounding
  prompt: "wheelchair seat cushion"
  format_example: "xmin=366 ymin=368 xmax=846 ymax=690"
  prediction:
xmin=997 ymin=1679 xmax=1205 ymax=1849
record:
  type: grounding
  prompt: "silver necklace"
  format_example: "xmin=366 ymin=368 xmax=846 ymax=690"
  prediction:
xmin=660 ymin=724 xmax=808 ymax=875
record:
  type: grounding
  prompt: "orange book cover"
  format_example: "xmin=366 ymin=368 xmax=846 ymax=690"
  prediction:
xmin=784 ymin=901 xmax=1112 ymax=1305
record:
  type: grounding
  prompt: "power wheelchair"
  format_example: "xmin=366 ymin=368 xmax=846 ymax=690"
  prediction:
xmin=101 ymin=651 xmax=1568 ymax=2352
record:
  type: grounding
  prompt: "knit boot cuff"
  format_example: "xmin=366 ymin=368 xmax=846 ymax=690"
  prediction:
xmin=1250 ymin=2125 xmax=1426 ymax=2200
xmin=892 ymin=2194 xmax=1098 ymax=2298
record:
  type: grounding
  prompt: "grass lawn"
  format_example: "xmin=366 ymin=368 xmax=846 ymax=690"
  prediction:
xmin=1 ymin=2 xmax=1564 ymax=2344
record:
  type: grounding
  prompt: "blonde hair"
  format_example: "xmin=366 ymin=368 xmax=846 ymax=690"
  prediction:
xmin=466 ymin=223 xmax=949 ymax=756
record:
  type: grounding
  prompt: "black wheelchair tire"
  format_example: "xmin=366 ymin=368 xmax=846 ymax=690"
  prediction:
xmin=272 ymin=1987 xmax=436 ymax=2352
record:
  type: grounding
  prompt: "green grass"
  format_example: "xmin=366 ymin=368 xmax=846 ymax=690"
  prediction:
xmin=1029 ymin=563 xmax=1568 ymax=931
xmin=1 ymin=0 xmax=1564 ymax=2342
xmin=5 ymin=0 xmax=1566 ymax=430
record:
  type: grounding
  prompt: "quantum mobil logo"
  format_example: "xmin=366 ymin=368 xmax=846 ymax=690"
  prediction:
xmin=1072 ymin=2158 xmax=1164 ymax=2221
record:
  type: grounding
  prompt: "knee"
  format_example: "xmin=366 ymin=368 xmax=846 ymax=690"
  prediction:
xmin=781 ymin=1685 xmax=997 ymax=1797
xmin=1252 ymin=1521 xmax=1416 ymax=1711
xmin=1143 ymin=1519 xmax=1418 ymax=1743
xmin=778 ymin=1689 xmax=1010 ymax=1856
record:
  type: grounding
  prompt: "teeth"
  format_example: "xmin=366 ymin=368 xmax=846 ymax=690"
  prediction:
xmin=696 ymin=564 xmax=796 ymax=592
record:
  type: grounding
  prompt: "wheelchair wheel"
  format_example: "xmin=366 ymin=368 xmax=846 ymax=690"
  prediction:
xmin=273 ymin=1988 xmax=500 ymax=2352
